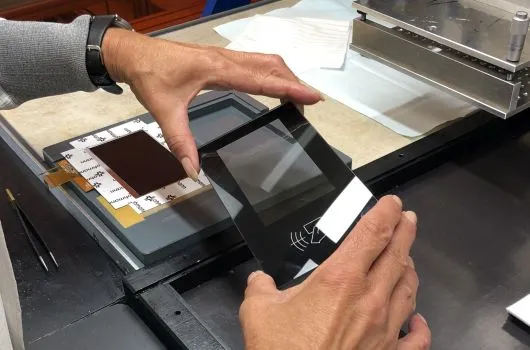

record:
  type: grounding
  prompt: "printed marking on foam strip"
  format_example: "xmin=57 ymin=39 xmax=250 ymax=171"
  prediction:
xmin=316 ymin=176 xmax=372 ymax=244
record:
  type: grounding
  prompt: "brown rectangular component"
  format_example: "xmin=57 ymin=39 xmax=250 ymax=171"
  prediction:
xmin=89 ymin=130 xmax=187 ymax=197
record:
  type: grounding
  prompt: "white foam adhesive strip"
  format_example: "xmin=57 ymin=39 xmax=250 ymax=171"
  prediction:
xmin=61 ymin=148 xmax=132 ymax=208
xmin=143 ymin=122 xmax=168 ymax=149
xmin=62 ymin=120 xmax=211 ymax=212
xmin=70 ymin=131 xmax=115 ymax=149
xmin=62 ymin=148 xmax=93 ymax=169
xmin=316 ymin=176 xmax=372 ymax=244
xmin=108 ymin=119 xmax=146 ymax=138
xmin=129 ymin=172 xmax=207 ymax=214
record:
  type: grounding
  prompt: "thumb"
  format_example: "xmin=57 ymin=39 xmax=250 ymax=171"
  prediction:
xmin=397 ymin=314 xmax=431 ymax=350
xmin=157 ymin=106 xmax=200 ymax=180
xmin=244 ymin=271 xmax=278 ymax=299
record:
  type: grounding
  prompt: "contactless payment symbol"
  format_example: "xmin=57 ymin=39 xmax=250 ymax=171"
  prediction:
xmin=290 ymin=217 xmax=323 ymax=252
xmin=290 ymin=231 xmax=309 ymax=251
xmin=304 ymin=217 xmax=325 ymax=244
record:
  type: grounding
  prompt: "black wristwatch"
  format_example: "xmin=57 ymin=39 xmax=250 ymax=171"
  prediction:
xmin=86 ymin=15 xmax=133 ymax=95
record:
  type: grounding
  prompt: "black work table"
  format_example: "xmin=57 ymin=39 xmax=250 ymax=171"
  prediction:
xmin=393 ymin=123 xmax=530 ymax=349
xmin=0 ymin=133 xmax=126 ymax=346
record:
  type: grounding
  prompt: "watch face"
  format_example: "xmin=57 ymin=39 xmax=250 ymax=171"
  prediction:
xmin=113 ymin=16 xmax=133 ymax=30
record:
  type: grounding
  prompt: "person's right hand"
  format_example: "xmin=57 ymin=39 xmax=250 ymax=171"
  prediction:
xmin=240 ymin=195 xmax=431 ymax=349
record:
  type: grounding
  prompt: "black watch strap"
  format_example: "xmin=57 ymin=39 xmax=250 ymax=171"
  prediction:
xmin=86 ymin=15 xmax=132 ymax=95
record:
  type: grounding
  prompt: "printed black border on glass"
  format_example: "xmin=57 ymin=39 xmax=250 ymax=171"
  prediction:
xmin=199 ymin=102 xmax=377 ymax=287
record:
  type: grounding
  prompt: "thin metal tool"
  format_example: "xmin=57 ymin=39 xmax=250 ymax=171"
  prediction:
xmin=6 ymin=189 xmax=59 ymax=272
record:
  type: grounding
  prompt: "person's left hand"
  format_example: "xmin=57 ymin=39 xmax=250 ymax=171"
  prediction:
xmin=102 ymin=29 xmax=322 ymax=179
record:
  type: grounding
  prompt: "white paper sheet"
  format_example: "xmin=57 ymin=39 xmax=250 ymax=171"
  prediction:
xmin=62 ymin=121 xmax=210 ymax=211
xmin=227 ymin=15 xmax=351 ymax=75
xmin=214 ymin=0 xmax=477 ymax=137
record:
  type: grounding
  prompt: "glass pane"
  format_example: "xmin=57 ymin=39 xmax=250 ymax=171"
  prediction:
xmin=216 ymin=120 xmax=334 ymax=226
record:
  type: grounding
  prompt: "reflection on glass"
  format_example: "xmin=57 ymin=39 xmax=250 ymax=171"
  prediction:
xmin=217 ymin=120 xmax=334 ymax=226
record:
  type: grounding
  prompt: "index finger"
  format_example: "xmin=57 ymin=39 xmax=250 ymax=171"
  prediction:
xmin=207 ymin=50 xmax=322 ymax=105
xmin=325 ymin=195 xmax=403 ymax=275
xmin=368 ymin=211 xmax=417 ymax=293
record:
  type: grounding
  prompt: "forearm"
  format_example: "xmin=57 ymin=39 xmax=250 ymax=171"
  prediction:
xmin=0 ymin=16 xmax=97 ymax=109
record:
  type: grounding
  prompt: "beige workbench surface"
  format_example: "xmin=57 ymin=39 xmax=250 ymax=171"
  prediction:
xmin=0 ymin=0 xmax=411 ymax=169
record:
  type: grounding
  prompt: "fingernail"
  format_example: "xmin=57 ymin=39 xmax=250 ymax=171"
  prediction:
xmin=181 ymin=157 xmax=199 ymax=181
xmin=407 ymin=256 xmax=415 ymax=269
xmin=417 ymin=313 xmax=428 ymax=326
xmin=248 ymin=270 xmax=264 ymax=283
xmin=309 ymin=86 xmax=325 ymax=101
xmin=391 ymin=195 xmax=402 ymax=206
xmin=405 ymin=211 xmax=417 ymax=224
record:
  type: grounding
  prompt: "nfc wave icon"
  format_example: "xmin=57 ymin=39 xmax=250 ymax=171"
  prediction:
xmin=290 ymin=231 xmax=309 ymax=251
xmin=290 ymin=217 xmax=325 ymax=252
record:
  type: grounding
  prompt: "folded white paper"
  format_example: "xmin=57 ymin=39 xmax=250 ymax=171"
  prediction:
xmin=226 ymin=15 xmax=351 ymax=75
xmin=214 ymin=0 xmax=356 ymax=41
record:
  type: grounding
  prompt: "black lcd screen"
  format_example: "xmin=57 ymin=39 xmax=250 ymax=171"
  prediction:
xmin=89 ymin=130 xmax=187 ymax=197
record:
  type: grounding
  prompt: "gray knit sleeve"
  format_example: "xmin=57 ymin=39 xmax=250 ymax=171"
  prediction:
xmin=0 ymin=16 xmax=97 ymax=110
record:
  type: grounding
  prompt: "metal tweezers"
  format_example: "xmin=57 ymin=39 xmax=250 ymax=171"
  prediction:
xmin=6 ymin=189 xmax=59 ymax=272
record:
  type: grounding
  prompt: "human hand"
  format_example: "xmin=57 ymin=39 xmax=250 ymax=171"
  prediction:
xmin=101 ymin=29 xmax=322 ymax=179
xmin=239 ymin=195 xmax=431 ymax=350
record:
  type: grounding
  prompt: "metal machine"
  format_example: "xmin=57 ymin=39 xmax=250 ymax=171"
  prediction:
xmin=351 ymin=0 xmax=530 ymax=118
